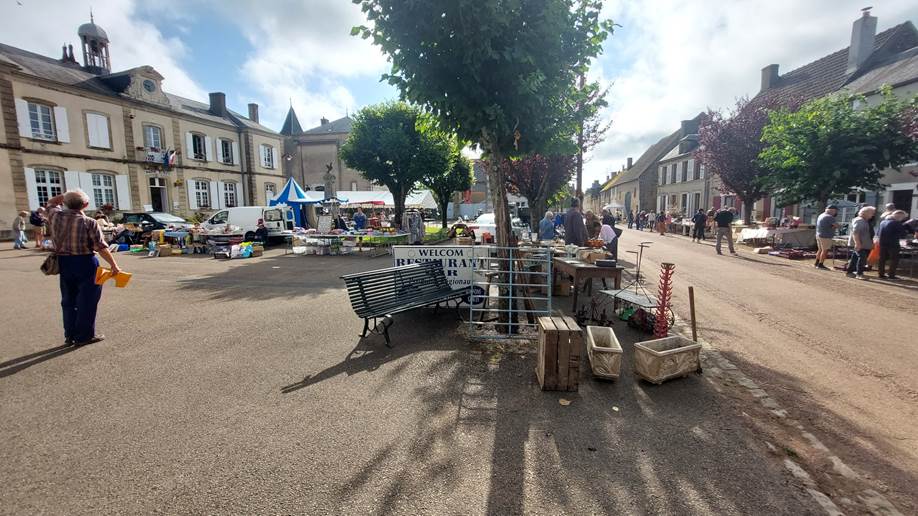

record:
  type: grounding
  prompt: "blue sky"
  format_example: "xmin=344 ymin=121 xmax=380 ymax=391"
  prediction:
xmin=3 ymin=0 xmax=917 ymax=186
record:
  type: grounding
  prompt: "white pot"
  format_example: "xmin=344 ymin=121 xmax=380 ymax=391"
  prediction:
xmin=633 ymin=335 xmax=702 ymax=384
xmin=586 ymin=326 xmax=622 ymax=380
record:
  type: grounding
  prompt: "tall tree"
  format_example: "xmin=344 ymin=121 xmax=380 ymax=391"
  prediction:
xmin=500 ymin=154 xmax=576 ymax=231
xmin=759 ymin=90 xmax=918 ymax=210
xmin=352 ymin=0 xmax=613 ymax=247
xmin=339 ymin=102 xmax=449 ymax=228
xmin=423 ymin=141 xmax=473 ymax=228
xmin=697 ymin=96 xmax=791 ymax=224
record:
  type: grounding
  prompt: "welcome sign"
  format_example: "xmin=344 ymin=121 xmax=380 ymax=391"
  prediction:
xmin=392 ymin=245 xmax=491 ymax=304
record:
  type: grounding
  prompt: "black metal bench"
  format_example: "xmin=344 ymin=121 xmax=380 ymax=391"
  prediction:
xmin=341 ymin=261 xmax=470 ymax=347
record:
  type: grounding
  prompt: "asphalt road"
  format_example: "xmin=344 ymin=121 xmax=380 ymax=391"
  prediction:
xmin=614 ymin=226 xmax=918 ymax=511
xmin=0 ymin=244 xmax=820 ymax=514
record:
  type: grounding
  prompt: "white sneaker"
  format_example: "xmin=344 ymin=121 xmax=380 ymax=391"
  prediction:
xmin=855 ymin=274 xmax=867 ymax=280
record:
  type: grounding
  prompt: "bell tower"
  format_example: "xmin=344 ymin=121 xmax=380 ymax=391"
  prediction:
xmin=78 ymin=11 xmax=111 ymax=75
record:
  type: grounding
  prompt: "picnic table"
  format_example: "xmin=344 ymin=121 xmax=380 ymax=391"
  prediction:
xmin=552 ymin=257 xmax=623 ymax=312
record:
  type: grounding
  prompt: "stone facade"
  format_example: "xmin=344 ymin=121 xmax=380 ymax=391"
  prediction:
xmin=0 ymin=20 xmax=285 ymax=237
xmin=280 ymin=113 xmax=375 ymax=194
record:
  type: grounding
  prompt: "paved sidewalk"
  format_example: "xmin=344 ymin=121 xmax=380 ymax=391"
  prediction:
xmin=0 ymin=248 xmax=819 ymax=514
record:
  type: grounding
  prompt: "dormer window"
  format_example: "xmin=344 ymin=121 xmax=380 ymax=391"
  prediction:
xmin=143 ymin=79 xmax=156 ymax=93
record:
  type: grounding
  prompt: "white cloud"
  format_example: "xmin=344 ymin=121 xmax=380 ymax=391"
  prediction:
xmin=210 ymin=0 xmax=389 ymax=131
xmin=585 ymin=0 xmax=918 ymax=185
xmin=0 ymin=0 xmax=206 ymax=101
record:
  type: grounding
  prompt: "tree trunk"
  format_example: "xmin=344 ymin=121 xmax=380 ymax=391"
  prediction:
xmin=439 ymin=194 xmax=449 ymax=228
xmin=742 ymin=198 xmax=754 ymax=226
xmin=575 ymin=72 xmax=585 ymax=202
xmin=393 ymin=185 xmax=406 ymax=231
xmin=483 ymin=133 xmax=514 ymax=333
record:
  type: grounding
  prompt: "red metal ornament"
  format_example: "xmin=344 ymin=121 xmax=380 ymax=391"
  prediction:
xmin=654 ymin=262 xmax=675 ymax=338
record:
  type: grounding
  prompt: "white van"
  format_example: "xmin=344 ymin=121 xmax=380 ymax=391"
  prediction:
xmin=202 ymin=206 xmax=294 ymax=241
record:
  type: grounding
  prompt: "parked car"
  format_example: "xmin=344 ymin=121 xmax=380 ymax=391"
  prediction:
xmin=120 ymin=212 xmax=193 ymax=231
xmin=466 ymin=213 xmax=528 ymax=243
xmin=201 ymin=206 xmax=294 ymax=242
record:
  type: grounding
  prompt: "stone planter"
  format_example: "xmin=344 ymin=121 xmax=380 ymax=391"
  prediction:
xmin=633 ymin=335 xmax=702 ymax=384
xmin=586 ymin=326 xmax=622 ymax=380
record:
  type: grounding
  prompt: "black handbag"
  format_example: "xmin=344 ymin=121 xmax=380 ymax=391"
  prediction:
xmin=40 ymin=254 xmax=59 ymax=275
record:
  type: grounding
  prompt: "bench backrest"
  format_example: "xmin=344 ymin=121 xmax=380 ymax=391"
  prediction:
xmin=341 ymin=261 xmax=452 ymax=315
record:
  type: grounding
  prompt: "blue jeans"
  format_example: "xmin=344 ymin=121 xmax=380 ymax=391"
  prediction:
xmin=846 ymin=248 xmax=869 ymax=275
xmin=59 ymin=254 xmax=103 ymax=343
xmin=14 ymin=230 xmax=27 ymax=248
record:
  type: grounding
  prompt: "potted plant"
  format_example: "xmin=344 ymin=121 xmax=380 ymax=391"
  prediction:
xmin=633 ymin=335 xmax=702 ymax=384
xmin=586 ymin=326 xmax=622 ymax=380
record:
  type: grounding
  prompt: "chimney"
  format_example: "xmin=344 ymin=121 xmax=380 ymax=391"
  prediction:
xmin=209 ymin=92 xmax=227 ymax=117
xmin=761 ymin=64 xmax=779 ymax=91
xmin=847 ymin=8 xmax=877 ymax=73
xmin=248 ymin=103 xmax=259 ymax=123
xmin=626 ymin=157 xmax=633 ymax=170
xmin=61 ymin=44 xmax=68 ymax=61
xmin=680 ymin=118 xmax=699 ymax=136
xmin=320 ymin=116 xmax=329 ymax=126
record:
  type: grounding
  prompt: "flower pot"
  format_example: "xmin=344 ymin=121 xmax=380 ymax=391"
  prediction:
xmin=633 ymin=335 xmax=702 ymax=384
xmin=586 ymin=326 xmax=622 ymax=380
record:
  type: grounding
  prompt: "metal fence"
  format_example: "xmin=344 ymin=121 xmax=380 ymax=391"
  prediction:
xmin=466 ymin=246 xmax=552 ymax=341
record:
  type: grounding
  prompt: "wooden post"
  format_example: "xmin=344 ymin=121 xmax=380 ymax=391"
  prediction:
xmin=688 ymin=286 xmax=698 ymax=342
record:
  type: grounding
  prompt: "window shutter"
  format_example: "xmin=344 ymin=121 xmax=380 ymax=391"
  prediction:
xmin=187 ymin=181 xmax=198 ymax=210
xmin=185 ymin=132 xmax=194 ymax=160
xmin=24 ymin=168 xmax=39 ymax=210
xmin=204 ymin=136 xmax=213 ymax=162
xmin=231 ymin=141 xmax=239 ymax=166
xmin=115 ymin=174 xmax=132 ymax=210
xmin=271 ymin=147 xmax=278 ymax=169
xmin=79 ymin=172 xmax=96 ymax=210
xmin=98 ymin=115 xmax=110 ymax=148
xmin=210 ymin=180 xmax=221 ymax=209
xmin=15 ymin=99 xmax=32 ymax=138
xmin=63 ymin=170 xmax=81 ymax=192
xmin=87 ymin=113 xmax=107 ymax=148
xmin=54 ymin=107 xmax=70 ymax=142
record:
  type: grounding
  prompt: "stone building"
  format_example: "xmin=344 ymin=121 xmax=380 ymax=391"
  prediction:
xmin=747 ymin=9 xmax=918 ymax=222
xmin=279 ymin=108 xmax=375 ymax=194
xmin=0 ymin=17 xmax=284 ymax=237
xmin=654 ymin=117 xmax=712 ymax=216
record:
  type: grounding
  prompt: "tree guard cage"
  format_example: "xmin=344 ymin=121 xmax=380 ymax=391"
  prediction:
xmin=467 ymin=246 xmax=553 ymax=341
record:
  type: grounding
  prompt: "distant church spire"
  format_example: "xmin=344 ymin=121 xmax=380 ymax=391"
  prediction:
xmin=280 ymin=105 xmax=303 ymax=136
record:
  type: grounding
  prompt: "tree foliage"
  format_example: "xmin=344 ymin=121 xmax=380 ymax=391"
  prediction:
xmin=352 ymin=0 xmax=613 ymax=245
xmin=496 ymin=154 xmax=576 ymax=231
xmin=698 ymin=96 xmax=792 ymax=223
xmin=422 ymin=139 xmax=473 ymax=228
xmin=339 ymin=102 xmax=451 ymax=228
xmin=759 ymin=90 xmax=918 ymax=209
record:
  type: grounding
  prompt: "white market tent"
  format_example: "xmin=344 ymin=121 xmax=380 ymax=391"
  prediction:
xmin=326 ymin=190 xmax=438 ymax=210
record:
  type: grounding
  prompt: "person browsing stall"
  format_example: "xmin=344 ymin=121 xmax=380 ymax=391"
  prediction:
xmin=539 ymin=210 xmax=556 ymax=241
xmin=814 ymin=205 xmax=838 ymax=270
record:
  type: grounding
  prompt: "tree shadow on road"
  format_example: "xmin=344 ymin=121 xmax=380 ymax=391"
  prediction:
xmin=716 ymin=349 xmax=918 ymax=513
xmin=321 ymin=314 xmax=819 ymax=514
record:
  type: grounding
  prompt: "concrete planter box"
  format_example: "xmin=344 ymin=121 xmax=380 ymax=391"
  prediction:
xmin=634 ymin=335 xmax=702 ymax=384
xmin=586 ymin=326 xmax=622 ymax=380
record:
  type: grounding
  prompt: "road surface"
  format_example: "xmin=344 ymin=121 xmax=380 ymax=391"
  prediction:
xmin=615 ymin=226 xmax=918 ymax=510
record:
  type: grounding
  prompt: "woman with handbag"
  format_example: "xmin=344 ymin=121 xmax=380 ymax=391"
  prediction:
xmin=46 ymin=190 xmax=121 ymax=346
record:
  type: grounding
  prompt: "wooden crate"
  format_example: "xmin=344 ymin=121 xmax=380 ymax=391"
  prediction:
xmin=536 ymin=316 xmax=582 ymax=391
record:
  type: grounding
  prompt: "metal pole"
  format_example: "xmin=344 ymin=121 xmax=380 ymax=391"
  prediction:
xmin=688 ymin=286 xmax=698 ymax=342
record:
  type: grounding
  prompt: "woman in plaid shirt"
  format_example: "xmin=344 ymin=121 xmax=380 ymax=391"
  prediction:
xmin=46 ymin=190 xmax=121 ymax=346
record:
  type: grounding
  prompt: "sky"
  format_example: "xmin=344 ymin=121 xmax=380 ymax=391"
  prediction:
xmin=2 ymin=0 xmax=916 ymax=187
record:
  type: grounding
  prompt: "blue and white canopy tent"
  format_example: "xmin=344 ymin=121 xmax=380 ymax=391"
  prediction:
xmin=269 ymin=177 xmax=316 ymax=227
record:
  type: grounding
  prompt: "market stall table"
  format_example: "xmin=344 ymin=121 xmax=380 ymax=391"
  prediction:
xmin=552 ymin=257 xmax=623 ymax=312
